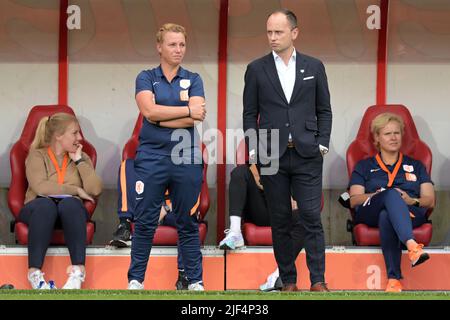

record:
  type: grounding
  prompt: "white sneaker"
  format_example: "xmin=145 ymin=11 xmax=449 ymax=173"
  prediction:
xmin=28 ymin=270 xmax=56 ymax=290
xmin=128 ymin=280 xmax=144 ymax=290
xmin=219 ymin=229 xmax=244 ymax=250
xmin=62 ymin=267 xmax=85 ymax=289
xmin=188 ymin=281 xmax=205 ymax=291
xmin=259 ymin=268 xmax=283 ymax=291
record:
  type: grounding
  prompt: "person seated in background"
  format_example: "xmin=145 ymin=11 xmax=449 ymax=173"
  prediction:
xmin=110 ymin=159 xmax=191 ymax=290
xmin=110 ymin=160 xmax=172 ymax=248
xmin=218 ymin=164 xmax=268 ymax=250
xmin=349 ymin=112 xmax=435 ymax=292
xmin=21 ymin=113 xmax=102 ymax=289
xmin=219 ymin=164 xmax=307 ymax=291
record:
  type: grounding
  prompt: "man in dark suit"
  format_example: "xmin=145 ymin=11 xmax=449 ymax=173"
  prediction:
xmin=243 ymin=9 xmax=332 ymax=292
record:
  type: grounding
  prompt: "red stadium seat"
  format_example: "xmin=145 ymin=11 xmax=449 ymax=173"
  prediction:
xmin=235 ymin=139 xmax=324 ymax=245
xmin=8 ymin=105 xmax=98 ymax=245
xmin=123 ymin=113 xmax=210 ymax=245
xmin=346 ymin=104 xmax=433 ymax=246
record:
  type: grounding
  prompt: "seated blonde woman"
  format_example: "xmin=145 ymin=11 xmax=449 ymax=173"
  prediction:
xmin=20 ymin=113 xmax=102 ymax=289
xmin=348 ymin=113 xmax=434 ymax=292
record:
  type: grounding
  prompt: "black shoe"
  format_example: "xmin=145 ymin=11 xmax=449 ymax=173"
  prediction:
xmin=109 ymin=221 xmax=131 ymax=248
xmin=175 ymin=270 xmax=189 ymax=290
xmin=260 ymin=276 xmax=284 ymax=292
xmin=274 ymin=277 xmax=283 ymax=290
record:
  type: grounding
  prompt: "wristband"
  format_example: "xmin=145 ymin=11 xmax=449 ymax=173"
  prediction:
xmin=74 ymin=158 xmax=85 ymax=165
xmin=187 ymin=106 xmax=191 ymax=118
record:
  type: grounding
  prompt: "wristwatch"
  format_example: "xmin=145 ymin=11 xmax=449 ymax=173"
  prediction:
xmin=413 ymin=198 xmax=420 ymax=207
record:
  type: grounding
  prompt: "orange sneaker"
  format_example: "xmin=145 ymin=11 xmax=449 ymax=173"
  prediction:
xmin=385 ymin=279 xmax=402 ymax=292
xmin=408 ymin=243 xmax=430 ymax=267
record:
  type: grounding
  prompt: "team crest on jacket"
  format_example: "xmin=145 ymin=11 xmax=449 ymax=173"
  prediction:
xmin=135 ymin=181 xmax=144 ymax=194
xmin=403 ymin=165 xmax=414 ymax=172
xmin=180 ymin=79 xmax=191 ymax=89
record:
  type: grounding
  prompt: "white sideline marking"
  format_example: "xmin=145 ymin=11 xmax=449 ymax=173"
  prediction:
xmin=1 ymin=245 xmax=449 ymax=256
xmin=0 ymin=245 xmax=224 ymax=257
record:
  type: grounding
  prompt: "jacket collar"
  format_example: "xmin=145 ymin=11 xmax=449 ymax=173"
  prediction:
xmin=263 ymin=51 xmax=308 ymax=105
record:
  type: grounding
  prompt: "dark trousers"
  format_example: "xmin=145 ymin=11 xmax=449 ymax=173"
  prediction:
xmin=261 ymin=148 xmax=325 ymax=285
xmin=116 ymin=159 xmax=136 ymax=221
xmin=117 ymin=159 xmax=186 ymax=271
xmin=161 ymin=211 xmax=186 ymax=272
xmin=128 ymin=153 xmax=203 ymax=284
xmin=355 ymin=189 xmax=427 ymax=279
xmin=19 ymin=197 xmax=88 ymax=269
xmin=228 ymin=165 xmax=270 ymax=226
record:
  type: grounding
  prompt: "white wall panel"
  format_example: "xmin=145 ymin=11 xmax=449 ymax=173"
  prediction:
xmin=387 ymin=0 xmax=450 ymax=189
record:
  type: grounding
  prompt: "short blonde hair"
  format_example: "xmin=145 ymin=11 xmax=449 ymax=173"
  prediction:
xmin=156 ymin=23 xmax=187 ymax=44
xmin=371 ymin=112 xmax=404 ymax=149
xmin=31 ymin=113 xmax=78 ymax=149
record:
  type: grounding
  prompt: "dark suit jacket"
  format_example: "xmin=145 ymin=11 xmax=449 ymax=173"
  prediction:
xmin=243 ymin=51 xmax=332 ymax=160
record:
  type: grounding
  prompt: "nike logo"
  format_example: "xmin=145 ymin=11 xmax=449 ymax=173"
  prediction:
xmin=370 ymin=168 xmax=381 ymax=172
xmin=153 ymin=82 xmax=159 ymax=86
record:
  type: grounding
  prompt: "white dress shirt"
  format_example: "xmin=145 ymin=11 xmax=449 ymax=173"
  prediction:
xmin=272 ymin=49 xmax=296 ymax=104
xmin=273 ymin=49 xmax=296 ymax=142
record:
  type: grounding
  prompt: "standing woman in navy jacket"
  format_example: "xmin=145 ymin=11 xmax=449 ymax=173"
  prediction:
xmin=349 ymin=113 xmax=435 ymax=292
xmin=127 ymin=23 xmax=206 ymax=291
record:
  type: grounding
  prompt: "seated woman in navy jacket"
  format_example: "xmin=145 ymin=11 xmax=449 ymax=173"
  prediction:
xmin=348 ymin=112 xmax=435 ymax=292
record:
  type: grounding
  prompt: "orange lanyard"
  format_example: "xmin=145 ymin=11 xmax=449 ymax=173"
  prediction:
xmin=164 ymin=189 xmax=171 ymax=206
xmin=47 ymin=147 xmax=69 ymax=185
xmin=375 ymin=152 xmax=403 ymax=188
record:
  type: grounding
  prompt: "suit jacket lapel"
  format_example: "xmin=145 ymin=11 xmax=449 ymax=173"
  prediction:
xmin=291 ymin=52 xmax=308 ymax=103
xmin=263 ymin=53 xmax=289 ymax=105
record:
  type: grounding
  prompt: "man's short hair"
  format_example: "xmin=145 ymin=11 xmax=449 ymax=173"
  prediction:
xmin=156 ymin=23 xmax=187 ymax=44
xmin=269 ymin=8 xmax=298 ymax=29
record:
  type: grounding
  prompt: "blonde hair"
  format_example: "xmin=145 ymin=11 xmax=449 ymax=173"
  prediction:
xmin=371 ymin=112 xmax=404 ymax=149
xmin=156 ymin=23 xmax=187 ymax=44
xmin=31 ymin=113 xmax=78 ymax=149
